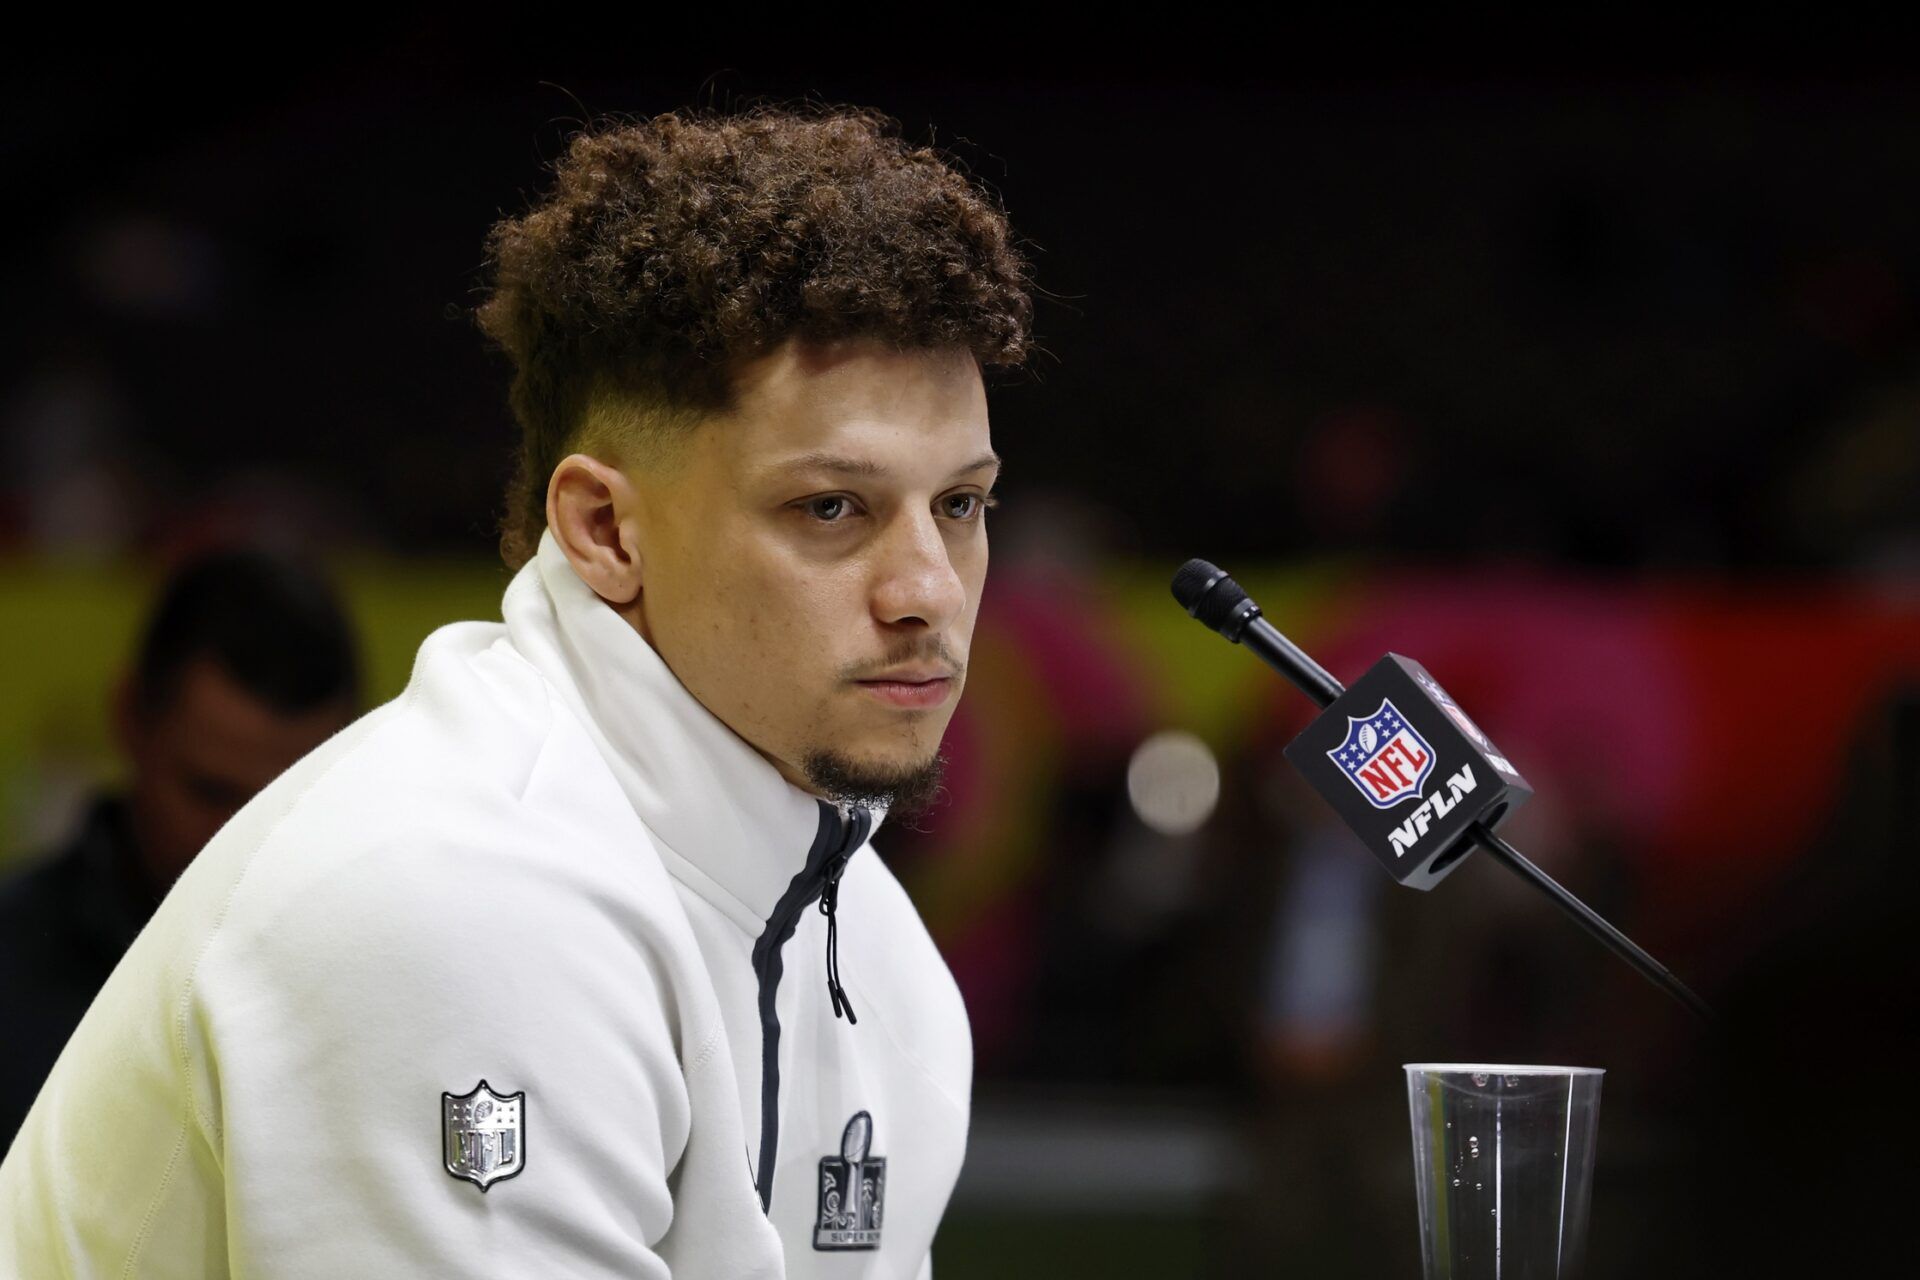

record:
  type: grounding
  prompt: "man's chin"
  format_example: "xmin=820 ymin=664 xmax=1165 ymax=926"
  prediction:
xmin=800 ymin=745 xmax=949 ymax=824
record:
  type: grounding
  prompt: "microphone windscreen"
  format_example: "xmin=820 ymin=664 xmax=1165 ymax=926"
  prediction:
xmin=1171 ymin=559 xmax=1249 ymax=634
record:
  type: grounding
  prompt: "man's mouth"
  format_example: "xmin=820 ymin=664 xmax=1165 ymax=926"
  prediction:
xmin=853 ymin=668 xmax=957 ymax=709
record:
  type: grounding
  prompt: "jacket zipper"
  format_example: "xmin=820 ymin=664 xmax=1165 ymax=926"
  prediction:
xmin=748 ymin=799 xmax=871 ymax=1212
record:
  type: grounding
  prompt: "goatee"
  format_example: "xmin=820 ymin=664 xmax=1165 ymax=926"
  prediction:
xmin=801 ymin=747 xmax=950 ymax=825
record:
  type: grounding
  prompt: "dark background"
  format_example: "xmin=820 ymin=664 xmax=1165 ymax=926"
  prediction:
xmin=9 ymin=44 xmax=1917 ymax=570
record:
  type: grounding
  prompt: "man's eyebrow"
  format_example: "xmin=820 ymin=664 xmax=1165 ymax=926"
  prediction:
xmin=954 ymin=451 xmax=1003 ymax=479
xmin=777 ymin=450 xmax=1003 ymax=480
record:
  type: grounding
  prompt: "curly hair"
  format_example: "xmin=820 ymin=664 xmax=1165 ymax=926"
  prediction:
xmin=475 ymin=104 xmax=1036 ymax=568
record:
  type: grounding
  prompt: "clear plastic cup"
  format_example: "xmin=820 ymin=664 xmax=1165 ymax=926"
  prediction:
xmin=1404 ymin=1064 xmax=1604 ymax=1278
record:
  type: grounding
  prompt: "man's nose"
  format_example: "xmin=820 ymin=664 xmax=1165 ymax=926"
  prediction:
xmin=871 ymin=510 xmax=967 ymax=631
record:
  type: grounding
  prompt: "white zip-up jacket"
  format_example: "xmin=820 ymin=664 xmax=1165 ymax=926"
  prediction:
xmin=1 ymin=529 xmax=972 ymax=1278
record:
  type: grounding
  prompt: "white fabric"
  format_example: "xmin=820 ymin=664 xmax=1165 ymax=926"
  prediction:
xmin=1 ymin=530 xmax=971 ymax=1278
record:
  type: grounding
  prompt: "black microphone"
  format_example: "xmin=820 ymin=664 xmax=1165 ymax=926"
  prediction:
xmin=1173 ymin=558 xmax=1711 ymax=1020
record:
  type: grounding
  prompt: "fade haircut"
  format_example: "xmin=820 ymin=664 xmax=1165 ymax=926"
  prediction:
xmin=475 ymin=104 xmax=1036 ymax=569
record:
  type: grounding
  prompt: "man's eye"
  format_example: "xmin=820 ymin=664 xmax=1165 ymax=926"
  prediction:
xmin=942 ymin=493 xmax=997 ymax=520
xmin=804 ymin=495 xmax=856 ymax=522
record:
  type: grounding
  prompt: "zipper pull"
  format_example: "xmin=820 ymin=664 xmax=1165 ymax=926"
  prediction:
xmin=820 ymin=851 xmax=856 ymax=1024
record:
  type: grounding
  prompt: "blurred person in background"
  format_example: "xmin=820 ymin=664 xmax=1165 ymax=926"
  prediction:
xmin=0 ymin=547 xmax=359 ymax=1152
xmin=1696 ymin=688 xmax=1917 ymax=1271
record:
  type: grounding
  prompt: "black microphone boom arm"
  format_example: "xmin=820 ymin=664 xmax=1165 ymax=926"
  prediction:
xmin=1173 ymin=557 xmax=1711 ymax=1021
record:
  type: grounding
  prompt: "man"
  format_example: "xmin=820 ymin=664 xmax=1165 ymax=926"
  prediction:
xmin=0 ymin=547 xmax=359 ymax=1153
xmin=1 ymin=105 xmax=1033 ymax=1278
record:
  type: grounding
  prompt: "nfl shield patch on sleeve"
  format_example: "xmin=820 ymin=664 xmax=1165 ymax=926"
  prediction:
xmin=443 ymin=1080 xmax=525 ymax=1191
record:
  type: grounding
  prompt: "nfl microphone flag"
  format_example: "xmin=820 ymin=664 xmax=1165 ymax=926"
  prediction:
xmin=1284 ymin=654 xmax=1533 ymax=890
xmin=1172 ymin=558 xmax=1711 ymax=1019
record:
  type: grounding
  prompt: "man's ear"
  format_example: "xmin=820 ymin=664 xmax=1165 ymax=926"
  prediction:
xmin=547 ymin=453 xmax=647 ymax=605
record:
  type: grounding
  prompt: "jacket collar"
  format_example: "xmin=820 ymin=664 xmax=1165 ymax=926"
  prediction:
xmin=500 ymin=528 xmax=885 ymax=931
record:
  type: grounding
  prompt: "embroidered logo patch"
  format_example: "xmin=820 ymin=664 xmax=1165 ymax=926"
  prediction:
xmin=443 ymin=1080 xmax=525 ymax=1191
xmin=815 ymin=1111 xmax=886 ymax=1250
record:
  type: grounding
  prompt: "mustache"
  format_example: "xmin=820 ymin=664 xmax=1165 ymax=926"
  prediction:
xmin=842 ymin=639 xmax=965 ymax=683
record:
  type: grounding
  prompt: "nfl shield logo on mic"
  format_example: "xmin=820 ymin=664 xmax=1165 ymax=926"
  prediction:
xmin=1328 ymin=698 xmax=1436 ymax=809
xmin=443 ymin=1080 xmax=525 ymax=1191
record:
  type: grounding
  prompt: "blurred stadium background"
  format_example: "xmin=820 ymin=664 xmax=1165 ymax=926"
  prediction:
xmin=3 ymin=42 xmax=1915 ymax=1275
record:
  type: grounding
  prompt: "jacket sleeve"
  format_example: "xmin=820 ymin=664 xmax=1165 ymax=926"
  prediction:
xmin=192 ymin=827 xmax=693 ymax=1277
